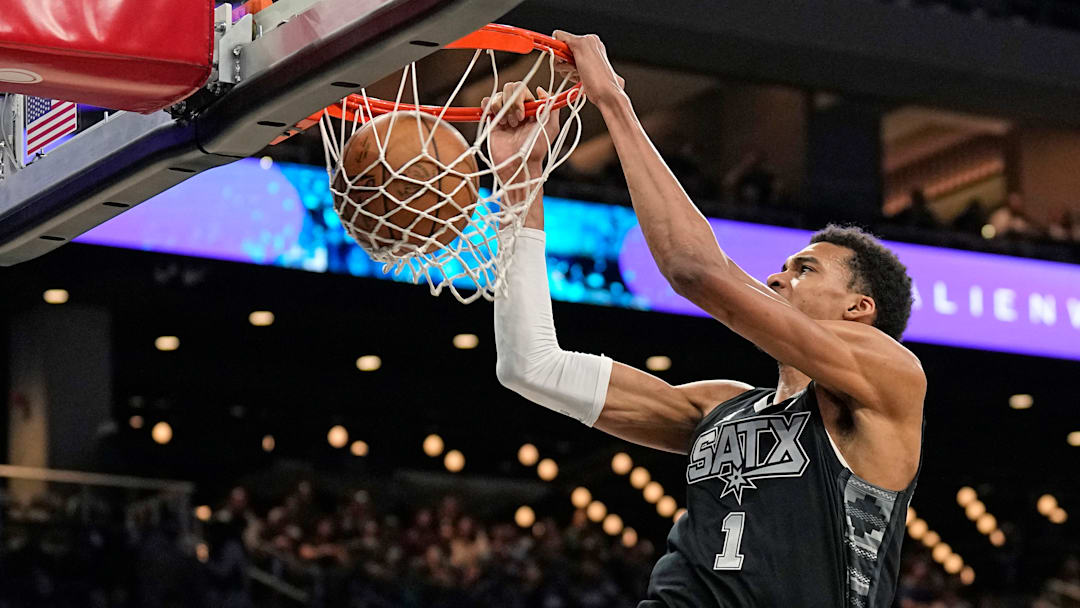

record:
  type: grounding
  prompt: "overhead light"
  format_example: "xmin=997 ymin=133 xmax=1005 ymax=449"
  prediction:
xmin=43 ymin=289 xmax=69 ymax=304
xmin=944 ymin=553 xmax=964 ymax=574
xmin=444 ymin=449 xmax=464 ymax=473
xmin=981 ymin=224 xmax=996 ymax=239
xmin=645 ymin=356 xmax=671 ymax=371
xmin=907 ymin=518 xmax=928 ymax=540
xmin=960 ymin=566 xmax=975 ymax=585
xmin=674 ymin=508 xmax=687 ymax=522
xmin=249 ymin=311 xmax=275 ymax=326
xmin=129 ymin=415 xmax=145 ymax=429
xmin=1008 ymin=394 xmax=1033 ymax=409
xmin=155 ymin=336 xmax=180 ymax=351
xmin=586 ymin=500 xmax=607 ymax=522
xmin=1049 ymin=507 xmax=1068 ymax=524
xmin=989 ymin=529 xmax=1005 ymax=546
xmin=537 ymin=458 xmax=558 ymax=481
xmin=956 ymin=487 xmax=976 ymax=507
xmin=629 ymin=467 xmax=650 ymax=489
xmin=514 ymin=506 xmax=535 ymax=528
xmin=602 ymin=513 xmax=624 ymax=536
xmin=151 ymin=421 xmax=173 ymax=445
xmin=964 ymin=500 xmax=986 ymax=521
xmin=259 ymin=156 xmax=273 ymax=170
xmin=571 ymin=487 xmax=592 ymax=509
xmin=356 ymin=355 xmax=381 ymax=371
xmin=452 ymin=333 xmax=479 ymax=349
xmin=262 ymin=434 xmax=276 ymax=452
xmin=975 ymin=513 xmax=997 ymax=535
xmin=921 ymin=531 xmax=940 ymax=548
xmin=643 ymin=481 xmax=664 ymax=504
xmin=517 ymin=443 xmax=539 ymax=466
xmin=195 ymin=505 xmax=212 ymax=522
xmin=327 ymin=425 xmax=348 ymax=448
xmin=611 ymin=452 xmax=632 ymax=475
xmin=196 ymin=542 xmax=210 ymax=563
xmin=350 ymin=440 xmax=369 ymax=456
xmin=621 ymin=527 xmax=638 ymax=548
xmin=1037 ymin=494 xmax=1058 ymax=516
xmin=1068 ymin=431 xmax=1080 ymax=447
xmin=657 ymin=496 xmax=677 ymax=518
xmin=931 ymin=542 xmax=952 ymax=564
xmin=423 ymin=434 xmax=444 ymax=457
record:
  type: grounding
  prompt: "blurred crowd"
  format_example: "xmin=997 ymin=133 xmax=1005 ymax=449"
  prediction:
xmin=2 ymin=481 xmax=1076 ymax=608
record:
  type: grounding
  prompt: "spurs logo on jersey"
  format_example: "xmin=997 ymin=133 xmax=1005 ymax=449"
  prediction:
xmin=686 ymin=412 xmax=812 ymax=504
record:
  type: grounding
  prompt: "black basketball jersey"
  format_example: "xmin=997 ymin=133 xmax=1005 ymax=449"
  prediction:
xmin=641 ymin=384 xmax=920 ymax=608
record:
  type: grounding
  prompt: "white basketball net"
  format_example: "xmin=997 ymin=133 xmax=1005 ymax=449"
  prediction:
xmin=319 ymin=47 xmax=587 ymax=303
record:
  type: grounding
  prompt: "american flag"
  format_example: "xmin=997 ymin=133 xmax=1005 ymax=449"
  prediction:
xmin=24 ymin=96 xmax=77 ymax=158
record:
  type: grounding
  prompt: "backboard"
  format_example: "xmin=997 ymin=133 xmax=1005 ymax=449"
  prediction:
xmin=0 ymin=0 xmax=523 ymax=266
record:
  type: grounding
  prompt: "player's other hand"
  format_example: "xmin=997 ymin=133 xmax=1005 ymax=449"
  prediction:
xmin=482 ymin=82 xmax=561 ymax=180
xmin=551 ymin=31 xmax=625 ymax=108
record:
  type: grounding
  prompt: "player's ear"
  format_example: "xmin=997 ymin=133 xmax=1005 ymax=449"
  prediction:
xmin=843 ymin=294 xmax=875 ymax=323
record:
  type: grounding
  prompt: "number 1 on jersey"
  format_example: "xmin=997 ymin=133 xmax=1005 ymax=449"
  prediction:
xmin=713 ymin=511 xmax=746 ymax=570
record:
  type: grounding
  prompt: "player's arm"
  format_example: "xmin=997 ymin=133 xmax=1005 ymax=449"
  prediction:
xmin=486 ymin=85 xmax=751 ymax=454
xmin=553 ymin=32 xmax=925 ymax=418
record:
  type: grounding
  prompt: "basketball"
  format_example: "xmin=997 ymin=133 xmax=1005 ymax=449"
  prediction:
xmin=332 ymin=111 xmax=478 ymax=252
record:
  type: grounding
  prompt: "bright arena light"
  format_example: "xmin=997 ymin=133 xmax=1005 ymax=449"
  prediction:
xmin=259 ymin=155 xmax=273 ymax=170
xmin=976 ymin=513 xmax=997 ymax=534
xmin=1008 ymin=394 xmax=1033 ymax=409
xmin=944 ymin=553 xmax=964 ymax=574
xmin=514 ymin=506 xmax=535 ymax=528
xmin=1049 ymin=507 xmax=1068 ymax=524
xmin=1037 ymin=494 xmax=1058 ymax=516
xmin=151 ymin=421 xmax=173 ymax=445
xmin=956 ymin=487 xmax=977 ymax=507
xmin=262 ymin=434 xmax=276 ymax=452
xmin=356 ymin=355 xmax=381 ymax=371
xmin=980 ymin=224 xmax=996 ymax=239
xmin=674 ymin=508 xmax=687 ymax=522
xmin=518 ymin=443 xmax=539 ymax=466
xmin=657 ymin=496 xmax=677 ymax=518
xmin=350 ymin=440 xmax=369 ymax=456
xmin=643 ymin=481 xmax=664 ymax=504
xmin=327 ymin=425 xmax=348 ymax=448
xmin=629 ymin=467 xmax=650 ymax=489
xmin=195 ymin=505 xmax=212 ymax=522
xmin=645 ymin=356 xmax=671 ymax=371
xmin=196 ymin=542 xmax=210 ymax=563
xmin=155 ymin=336 xmax=180 ymax=351
xmin=931 ymin=543 xmax=952 ymax=563
xmin=960 ymin=566 xmax=975 ymax=585
xmin=611 ymin=452 xmax=633 ymax=475
xmin=1068 ymin=431 xmax=1080 ymax=447
xmin=453 ymin=333 xmax=479 ymax=349
xmin=571 ymin=487 xmax=592 ymax=509
xmin=964 ymin=500 xmax=986 ymax=521
xmin=444 ymin=449 xmax=465 ymax=473
xmin=989 ymin=529 xmax=1005 ymax=546
xmin=537 ymin=458 xmax=558 ymax=481
xmin=602 ymin=514 xmax=624 ymax=535
xmin=43 ymin=289 xmax=69 ymax=304
xmin=423 ymin=434 xmax=444 ymax=457
xmin=586 ymin=500 xmax=607 ymax=522
xmin=249 ymin=311 xmax=275 ymax=326
xmin=622 ymin=527 xmax=638 ymax=548
xmin=921 ymin=531 xmax=940 ymax=548
xmin=907 ymin=518 xmax=928 ymax=540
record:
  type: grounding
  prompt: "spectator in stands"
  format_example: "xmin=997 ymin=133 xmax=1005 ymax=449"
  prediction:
xmin=893 ymin=188 xmax=942 ymax=230
xmin=722 ymin=150 xmax=782 ymax=207
xmin=988 ymin=192 xmax=1039 ymax=239
xmin=204 ymin=517 xmax=254 ymax=608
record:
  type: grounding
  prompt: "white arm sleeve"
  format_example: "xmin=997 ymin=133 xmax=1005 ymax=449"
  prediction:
xmin=494 ymin=228 xmax=613 ymax=426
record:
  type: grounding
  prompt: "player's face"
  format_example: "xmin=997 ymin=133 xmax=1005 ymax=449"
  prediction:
xmin=766 ymin=242 xmax=868 ymax=322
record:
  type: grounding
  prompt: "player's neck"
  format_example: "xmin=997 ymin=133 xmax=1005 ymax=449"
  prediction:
xmin=775 ymin=364 xmax=812 ymax=403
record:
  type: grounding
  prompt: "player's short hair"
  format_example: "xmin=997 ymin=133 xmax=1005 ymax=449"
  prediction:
xmin=809 ymin=224 xmax=913 ymax=341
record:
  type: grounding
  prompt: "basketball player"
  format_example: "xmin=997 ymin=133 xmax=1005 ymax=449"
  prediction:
xmin=485 ymin=31 xmax=925 ymax=607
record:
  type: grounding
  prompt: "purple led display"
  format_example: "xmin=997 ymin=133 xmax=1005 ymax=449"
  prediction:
xmin=618 ymin=221 xmax=1080 ymax=361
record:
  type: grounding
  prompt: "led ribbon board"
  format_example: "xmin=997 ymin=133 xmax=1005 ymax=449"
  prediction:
xmin=76 ymin=159 xmax=1080 ymax=361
